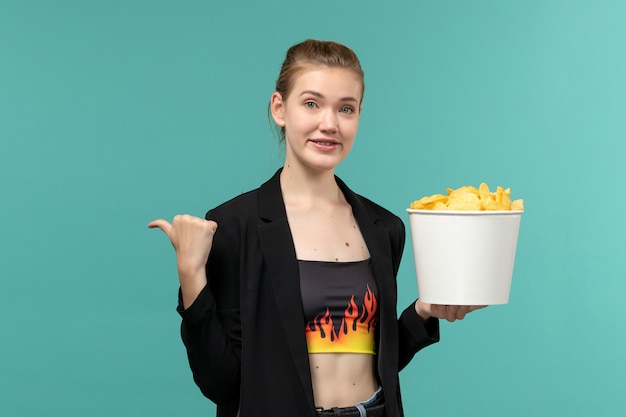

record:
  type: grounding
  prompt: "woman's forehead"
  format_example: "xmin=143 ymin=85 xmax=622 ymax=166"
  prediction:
xmin=289 ymin=66 xmax=363 ymax=100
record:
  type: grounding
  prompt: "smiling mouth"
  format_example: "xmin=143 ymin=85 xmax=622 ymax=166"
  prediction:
xmin=310 ymin=139 xmax=339 ymax=146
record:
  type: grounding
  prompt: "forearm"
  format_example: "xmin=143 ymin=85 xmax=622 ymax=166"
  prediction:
xmin=178 ymin=286 xmax=242 ymax=404
xmin=397 ymin=300 xmax=440 ymax=370
xmin=177 ymin=266 xmax=207 ymax=310
xmin=414 ymin=299 xmax=431 ymax=322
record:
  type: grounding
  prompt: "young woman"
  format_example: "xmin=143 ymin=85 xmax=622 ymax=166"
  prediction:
xmin=149 ymin=39 xmax=482 ymax=417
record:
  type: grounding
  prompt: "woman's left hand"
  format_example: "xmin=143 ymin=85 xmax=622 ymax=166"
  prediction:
xmin=415 ymin=300 xmax=487 ymax=322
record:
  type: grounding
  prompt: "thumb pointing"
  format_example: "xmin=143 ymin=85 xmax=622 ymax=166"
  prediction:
xmin=148 ymin=219 xmax=172 ymax=236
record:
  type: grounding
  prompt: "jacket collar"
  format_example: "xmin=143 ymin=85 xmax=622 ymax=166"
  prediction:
xmin=258 ymin=168 xmax=288 ymax=222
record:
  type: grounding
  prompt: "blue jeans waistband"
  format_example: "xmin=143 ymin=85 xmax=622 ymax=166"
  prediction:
xmin=316 ymin=387 xmax=385 ymax=417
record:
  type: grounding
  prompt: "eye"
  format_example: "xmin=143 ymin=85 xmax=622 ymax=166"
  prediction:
xmin=304 ymin=101 xmax=318 ymax=109
xmin=340 ymin=106 xmax=354 ymax=114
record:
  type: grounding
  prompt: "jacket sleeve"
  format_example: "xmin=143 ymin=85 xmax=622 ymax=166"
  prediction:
xmin=397 ymin=302 xmax=439 ymax=370
xmin=389 ymin=214 xmax=440 ymax=370
xmin=176 ymin=210 xmax=242 ymax=406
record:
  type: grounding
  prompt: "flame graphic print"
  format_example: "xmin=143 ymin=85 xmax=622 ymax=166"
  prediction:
xmin=306 ymin=285 xmax=378 ymax=354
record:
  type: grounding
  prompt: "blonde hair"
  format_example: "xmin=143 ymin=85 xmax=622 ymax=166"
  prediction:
xmin=275 ymin=39 xmax=364 ymax=100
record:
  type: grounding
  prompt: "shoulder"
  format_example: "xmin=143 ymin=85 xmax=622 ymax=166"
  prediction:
xmin=207 ymin=188 xmax=259 ymax=219
xmin=358 ymin=193 xmax=402 ymax=224
xmin=358 ymin=194 xmax=406 ymax=251
xmin=205 ymin=169 xmax=283 ymax=223
xmin=337 ymin=176 xmax=404 ymax=232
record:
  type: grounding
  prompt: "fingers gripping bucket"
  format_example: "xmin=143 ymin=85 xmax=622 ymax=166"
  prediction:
xmin=406 ymin=210 xmax=523 ymax=305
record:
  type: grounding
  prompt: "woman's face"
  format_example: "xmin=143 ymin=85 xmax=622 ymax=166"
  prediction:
xmin=271 ymin=66 xmax=363 ymax=173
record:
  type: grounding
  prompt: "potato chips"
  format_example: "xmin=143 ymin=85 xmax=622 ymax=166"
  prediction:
xmin=410 ymin=183 xmax=524 ymax=211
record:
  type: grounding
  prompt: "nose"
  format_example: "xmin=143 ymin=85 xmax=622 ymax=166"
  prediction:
xmin=319 ymin=109 xmax=338 ymax=133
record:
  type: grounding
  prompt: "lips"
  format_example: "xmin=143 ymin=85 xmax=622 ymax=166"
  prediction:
xmin=309 ymin=138 xmax=340 ymax=147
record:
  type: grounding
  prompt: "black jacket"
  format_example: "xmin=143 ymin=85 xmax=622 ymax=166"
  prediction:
xmin=177 ymin=169 xmax=439 ymax=417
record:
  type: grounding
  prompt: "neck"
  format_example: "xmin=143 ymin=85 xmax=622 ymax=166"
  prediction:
xmin=280 ymin=163 xmax=343 ymax=207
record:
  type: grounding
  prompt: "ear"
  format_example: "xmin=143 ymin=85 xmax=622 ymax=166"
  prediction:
xmin=270 ymin=92 xmax=286 ymax=127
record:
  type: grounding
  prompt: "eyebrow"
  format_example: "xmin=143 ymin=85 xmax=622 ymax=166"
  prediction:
xmin=299 ymin=90 xmax=359 ymax=104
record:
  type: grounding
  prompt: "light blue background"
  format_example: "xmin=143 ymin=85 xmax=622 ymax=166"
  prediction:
xmin=2 ymin=1 xmax=624 ymax=416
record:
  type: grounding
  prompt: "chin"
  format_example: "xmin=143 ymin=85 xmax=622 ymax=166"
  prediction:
xmin=309 ymin=157 xmax=346 ymax=172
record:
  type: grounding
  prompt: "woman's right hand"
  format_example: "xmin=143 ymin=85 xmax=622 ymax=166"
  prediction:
xmin=148 ymin=215 xmax=218 ymax=308
xmin=415 ymin=299 xmax=486 ymax=323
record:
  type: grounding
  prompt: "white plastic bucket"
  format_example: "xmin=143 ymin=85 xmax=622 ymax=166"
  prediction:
xmin=406 ymin=209 xmax=523 ymax=305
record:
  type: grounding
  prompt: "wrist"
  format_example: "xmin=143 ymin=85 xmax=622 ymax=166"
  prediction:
xmin=415 ymin=299 xmax=431 ymax=323
xmin=177 ymin=259 xmax=206 ymax=279
xmin=179 ymin=275 xmax=207 ymax=310
xmin=177 ymin=266 xmax=207 ymax=309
